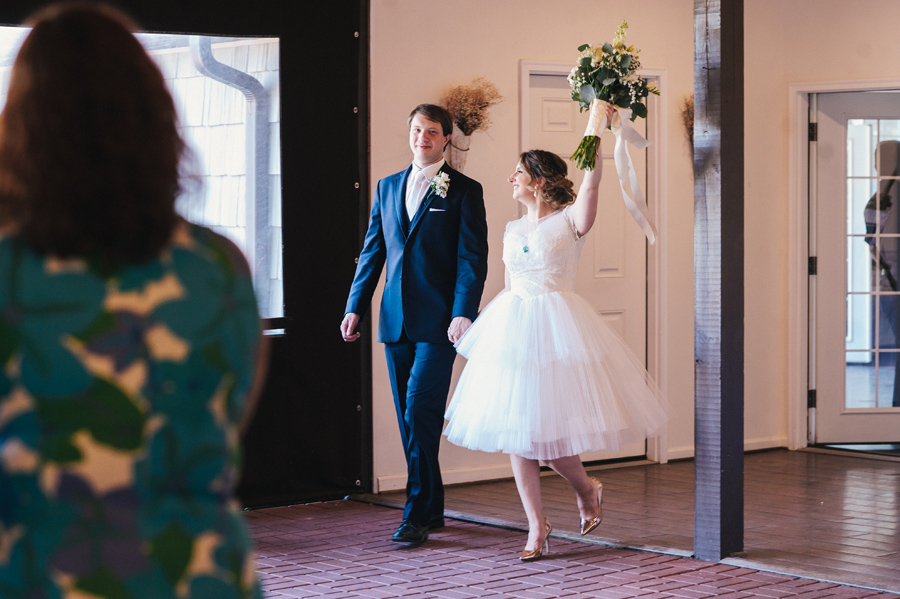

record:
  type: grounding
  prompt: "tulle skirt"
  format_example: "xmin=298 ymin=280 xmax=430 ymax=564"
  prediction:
xmin=443 ymin=290 xmax=668 ymax=461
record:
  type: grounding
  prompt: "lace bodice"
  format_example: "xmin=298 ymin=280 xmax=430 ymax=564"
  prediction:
xmin=503 ymin=207 xmax=585 ymax=297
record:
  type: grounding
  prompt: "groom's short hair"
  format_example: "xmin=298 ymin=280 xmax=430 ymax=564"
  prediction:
xmin=408 ymin=104 xmax=454 ymax=137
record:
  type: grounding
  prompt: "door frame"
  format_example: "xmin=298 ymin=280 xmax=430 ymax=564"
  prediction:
xmin=788 ymin=78 xmax=900 ymax=450
xmin=518 ymin=61 xmax=670 ymax=463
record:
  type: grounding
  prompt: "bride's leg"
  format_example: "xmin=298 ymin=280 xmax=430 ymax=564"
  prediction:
xmin=510 ymin=454 xmax=545 ymax=551
xmin=545 ymin=455 xmax=600 ymax=521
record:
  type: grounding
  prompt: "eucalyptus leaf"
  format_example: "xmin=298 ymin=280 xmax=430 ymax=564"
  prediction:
xmin=579 ymin=56 xmax=592 ymax=68
xmin=620 ymin=54 xmax=632 ymax=69
xmin=602 ymin=78 xmax=616 ymax=86
xmin=632 ymin=103 xmax=647 ymax=119
xmin=580 ymin=85 xmax=596 ymax=104
xmin=578 ymin=44 xmax=590 ymax=52
xmin=602 ymin=42 xmax=613 ymax=54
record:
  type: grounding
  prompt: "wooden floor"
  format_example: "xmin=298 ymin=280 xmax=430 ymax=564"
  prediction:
xmin=353 ymin=448 xmax=900 ymax=594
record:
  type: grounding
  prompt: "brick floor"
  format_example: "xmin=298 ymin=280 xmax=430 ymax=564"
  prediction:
xmin=350 ymin=451 xmax=900 ymax=593
xmin=246 ymin=501 xmax=899 ymax=599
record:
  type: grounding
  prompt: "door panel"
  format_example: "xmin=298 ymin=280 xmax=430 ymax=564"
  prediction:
xmin=815 ymin=91 xmax=900 ymax=443
xmin=526 ymin=68 xmax=650 ymax=460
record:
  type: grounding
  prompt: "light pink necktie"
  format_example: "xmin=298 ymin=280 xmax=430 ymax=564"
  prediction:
xmin=406 ymin=170 xmax=429 ymax=220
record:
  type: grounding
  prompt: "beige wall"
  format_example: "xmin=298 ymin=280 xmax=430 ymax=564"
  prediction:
xmin=369 ymin=0 xmax=695 ymax=492
xmin=744 ymin=0 xmax=900 ymax=450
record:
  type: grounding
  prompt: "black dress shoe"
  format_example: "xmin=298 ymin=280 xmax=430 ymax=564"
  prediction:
xmin=427 ymin=517 xmax=445 ymax=530
xmin=391 ymin=520 xmax=429 ymax=543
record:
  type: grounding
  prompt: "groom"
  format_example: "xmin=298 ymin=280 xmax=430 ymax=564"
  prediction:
xmin=341 ymin=104 xmax=488 ymax=543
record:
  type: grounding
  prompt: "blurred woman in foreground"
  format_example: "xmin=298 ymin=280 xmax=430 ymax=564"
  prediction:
xmin=0 ymin=4 xmax=264 ymax=597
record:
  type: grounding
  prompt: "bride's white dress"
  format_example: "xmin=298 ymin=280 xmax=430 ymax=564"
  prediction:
xmin=443 ymin=207 xmax=667 ymax=461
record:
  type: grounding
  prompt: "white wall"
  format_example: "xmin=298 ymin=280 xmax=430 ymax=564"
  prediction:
xmin=369 ymin=0 xmax=696 ymax=492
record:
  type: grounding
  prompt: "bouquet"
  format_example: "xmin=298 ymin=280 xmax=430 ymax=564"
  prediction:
xmin=568 ymin=21 xmax=659 ymax=170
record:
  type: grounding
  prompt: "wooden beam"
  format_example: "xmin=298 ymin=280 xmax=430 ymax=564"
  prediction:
xmin=693 ymin=0 xmax=744 ymax=561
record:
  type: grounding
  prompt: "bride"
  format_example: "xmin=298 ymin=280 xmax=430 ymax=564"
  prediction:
xmin=444 ymin=102 xmax=667 ymax=561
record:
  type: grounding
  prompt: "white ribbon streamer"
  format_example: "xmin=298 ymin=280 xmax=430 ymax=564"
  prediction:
xmin=583 ymin=101 xmax=657 ymax=245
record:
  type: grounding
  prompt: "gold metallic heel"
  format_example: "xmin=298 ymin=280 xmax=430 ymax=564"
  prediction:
xmin=520 ymin=517 xmax=552 ymax=562
xmin=580 ymin=477 xmax=603 ymax=535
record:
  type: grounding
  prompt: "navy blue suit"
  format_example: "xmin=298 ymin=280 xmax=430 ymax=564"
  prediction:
xmin=346 ymin=163 xmax=488 ymax=526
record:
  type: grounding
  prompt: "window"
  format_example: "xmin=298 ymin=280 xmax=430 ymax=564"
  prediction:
xmin=0 ymin=28 xmax=283 ymax=319
xmin=846 ymin=117 xmax=900 ymax=408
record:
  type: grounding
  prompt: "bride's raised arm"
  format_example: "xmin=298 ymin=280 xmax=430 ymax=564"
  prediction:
xmin=568 ymin=102 xmax=615 ymax=237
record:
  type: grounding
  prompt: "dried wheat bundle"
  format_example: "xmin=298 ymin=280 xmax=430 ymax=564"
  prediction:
xmin=442 ymin=77 xmax=503 ymax=137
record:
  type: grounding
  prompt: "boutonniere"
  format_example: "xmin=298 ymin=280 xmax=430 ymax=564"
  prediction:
xmin=429 ymin=171 xmax=450 ymax=198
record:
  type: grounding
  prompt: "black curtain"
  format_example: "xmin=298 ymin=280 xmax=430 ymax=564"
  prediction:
xmin=0 ymin=0 xmax=372 ymax=508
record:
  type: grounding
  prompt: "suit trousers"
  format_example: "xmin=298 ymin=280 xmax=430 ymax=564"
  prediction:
xmin=384 ymin=334 xmax=457 ymax=525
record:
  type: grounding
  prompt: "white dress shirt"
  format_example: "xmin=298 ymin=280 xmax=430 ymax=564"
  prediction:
xmin=405 ymin=159 xmax=445 ymax=220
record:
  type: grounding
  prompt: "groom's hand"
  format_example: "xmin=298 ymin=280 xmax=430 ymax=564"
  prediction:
xmin=341 ymin=313 xmax=361 ymax=342
xmin=447 ymin=316 xmax=473 ymax=344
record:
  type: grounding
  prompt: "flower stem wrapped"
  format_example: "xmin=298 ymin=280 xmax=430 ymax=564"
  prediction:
xmin=570 ymin=100 xmax=611 ymax=171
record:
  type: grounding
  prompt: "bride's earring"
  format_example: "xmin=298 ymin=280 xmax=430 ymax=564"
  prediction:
xmin=530 ymin=178 xmax=545 ymax=201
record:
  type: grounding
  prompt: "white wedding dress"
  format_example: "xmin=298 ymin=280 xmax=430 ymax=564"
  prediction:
xmin=443 ymin=207 xmax=667 ymax=461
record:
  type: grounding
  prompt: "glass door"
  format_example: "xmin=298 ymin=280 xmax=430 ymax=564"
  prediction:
xmin=814 ymin=91 xmax=900 ymax=443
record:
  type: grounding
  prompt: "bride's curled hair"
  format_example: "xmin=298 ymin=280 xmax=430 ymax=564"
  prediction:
xmin=520 ymin=150 xmax=576 ymax=210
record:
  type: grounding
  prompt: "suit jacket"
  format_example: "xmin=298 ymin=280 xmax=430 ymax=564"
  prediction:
xmin=345 ymin=163 xmax=488 ymax=344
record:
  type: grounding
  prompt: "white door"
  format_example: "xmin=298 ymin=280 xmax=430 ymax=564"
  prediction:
xmin=524 ymin=65 xmax=652 ymax=460
xmin=814 ymin=90 xmax=900 ymax=443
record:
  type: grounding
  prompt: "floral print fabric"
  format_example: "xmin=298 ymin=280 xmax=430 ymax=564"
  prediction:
xmin=0 ymin=221 xmax=262 ymax=599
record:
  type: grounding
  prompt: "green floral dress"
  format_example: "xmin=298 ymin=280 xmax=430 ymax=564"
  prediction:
xmin=0 ymin=221 xmax=263 ymax=599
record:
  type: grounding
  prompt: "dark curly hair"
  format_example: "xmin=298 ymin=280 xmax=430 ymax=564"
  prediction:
xmin=519 ymin=150 xmax=576 ymax=210
xmin=0 ymin=2 xmax=185 ymax=268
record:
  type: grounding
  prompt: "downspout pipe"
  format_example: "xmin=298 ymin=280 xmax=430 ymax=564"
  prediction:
xmin=190 ymin=36 xmax=271 ymax=313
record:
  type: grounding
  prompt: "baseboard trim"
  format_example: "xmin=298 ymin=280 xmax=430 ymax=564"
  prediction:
xmin=374 ymin=439 xmax=788 ymax=492
xmin=376 ymin=458 xmax=659 ymax=493
xmin=376 ymin=463 xmax=516 ymax=493
xmin=801 ymin=446 xmax=900 ymax=463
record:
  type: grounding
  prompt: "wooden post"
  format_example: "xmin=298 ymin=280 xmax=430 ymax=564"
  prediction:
xmin=693 ymin=0 xmax=744 ymax=561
